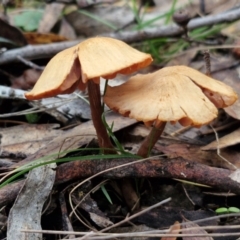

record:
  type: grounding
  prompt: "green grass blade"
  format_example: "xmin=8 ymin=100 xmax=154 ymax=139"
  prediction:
xmin=101 ymin=185 xmax=113 ymax=204
xmin=78 ymin=9 xmax=117 ymax=30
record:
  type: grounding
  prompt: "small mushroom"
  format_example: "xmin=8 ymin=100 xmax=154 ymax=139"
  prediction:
xmin=104 ymin=65 xmax=238 ymax=157
xmin=25 ymin=37 xmax=152 ymax=151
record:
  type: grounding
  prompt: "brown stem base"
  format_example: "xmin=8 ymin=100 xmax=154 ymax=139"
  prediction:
xmin=137 ymin=121 xmax=166 ymax=158
xmin=87 ymin=80 xmax=115 ymax=153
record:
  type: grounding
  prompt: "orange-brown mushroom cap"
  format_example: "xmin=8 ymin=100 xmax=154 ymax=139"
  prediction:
xmin=25 ymin=46 xmax=82 ymax=100
xmin=77 ymin=37 xmax=153 ymax=82
xmin=25 ymin=37 xmax=152 ymax=100
xmin=104 ymin=65 xmax=238 ymax=127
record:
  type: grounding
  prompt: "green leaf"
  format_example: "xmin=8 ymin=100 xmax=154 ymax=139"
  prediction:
xmin=228 ymin=207 xmax=240 ymax=213
xmin=25 ymin=113 xmax=39 ymax=123
xmin=101 ymin=185 xmax=112 ymax=204
xmin=78 ymin=9 xmax=117 ymax=30
xmin=215 ymin=207 xmax=229 ymax=214
xmin=14 ymin=11 xmax=43 ymax=31
xmin=0 ymin=37 xmax=18 ymax=46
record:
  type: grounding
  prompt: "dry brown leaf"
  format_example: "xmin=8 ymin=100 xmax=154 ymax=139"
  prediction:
xmin=58 ymin=17 xmax=77 ymax=40
xmin=229 ymin=169 xmax=240 ymax=183
xmin=64 ymin=4 xmax=133 ymax=37
xmin=24 ymin=32 xmax=68 ymax=44
xmin=166 ymin=49 xmax=197 ymax=67
xmin=129 ymin=124 xmax=150 ymax=138
xmin=0 ymin=124 xmax=60 ymax=158
xmin=72 ymin=184 xmax=113 ymax=228
xmin=211 ymin=67 xmax=240 ymax=120
xmin=38 ymin=2 xmax=65 ymax=34
xmin=11 ymin=69 xmax=42 ymax=90
xmin=120 ymin=178 xmax=139 ymax=210
xmin=161 ymin=221 xmax=181 ymax=240
xmin=182 ymin=217 xmax=213 ymax=240
xmin=0 ymin=124 xmax=60 ymax=145
xmin=202 ymin=128 xmax=240 ymax=150
xmin=154 ymin=138 xmax=240 ymax=170
xmin=224 ymin=100 xmax=240 ymax=120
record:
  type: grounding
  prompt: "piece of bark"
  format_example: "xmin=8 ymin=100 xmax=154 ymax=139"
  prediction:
xmin=0 ymin=157 xmax=240 ymax=208
xmin=59 ymin=192 xmax=75 ymax=239
xmin=7 ymin=162 xmax=56 ymax=240
xmin=55 ymin=158 xmax=240 ymax=193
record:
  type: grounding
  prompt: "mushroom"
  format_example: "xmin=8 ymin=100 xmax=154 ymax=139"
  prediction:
xmin=103 ymin=65 xmax=238 ymax=157
xmin=25 ymin=37 xmax=153 ymax=151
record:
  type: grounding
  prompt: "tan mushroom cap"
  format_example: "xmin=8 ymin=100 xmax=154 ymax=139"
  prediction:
xmin=104 ymin=65 xmax=238 ymax=127
xmin=25 ymin=46 xmax=83 ymax=100
xmin=78 ymin=37 xmax=153 ymax=82
xmin=25 ymin=37 xmax=152 ymax=100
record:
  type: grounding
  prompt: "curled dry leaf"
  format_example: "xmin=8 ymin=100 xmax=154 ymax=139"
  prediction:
xmin=181 ymin=216 xmax=213 ymax=240
xmin=104 ymin=66 xmax=238 ymax=127
xmin=202 ymin=128 xmax=240 ymax=150
xmin=24 ymin=32 xmax=68 ymax=44
xmin=161 ymin=221 xmax=181 ymax=240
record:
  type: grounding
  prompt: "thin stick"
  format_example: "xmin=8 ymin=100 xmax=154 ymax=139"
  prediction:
xmin=21 ymin=223 xmax=240 ymax=238
xmin=100 ymin=197 xmax=171 ymax=233
xmin=16 ymin=56 xmax=44 ymax=70
xmin=210 ymin=125 xmax=237 ymax=170
xmin=203 ymin=50 xmax=211 ymax=76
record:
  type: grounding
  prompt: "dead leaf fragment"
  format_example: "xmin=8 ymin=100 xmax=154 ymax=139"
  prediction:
xmin=7 ymin=162 xmax=56 ymax=239
xmin=182 ymin=216 xmax=213 ymax=240
xmin=11 ymin=112 xmax=136 ymax=168
xmin=38 ymin=2 xmax=65 ymax=34
xmin=89 ymin=212 xmax=113 ymax=228
xmin=161 ymin=221 xmax=181 ymax=240
xmin=212 ymin=67 xmax=240 ymax=120
xmin=229 ymin=169 xmax=240 ymax=183
xmin=120 ymin=178 xmax=140 ymax=210
xmin=24 ymin=32 xmax=68 ymax=44
xmin=154 ymin=138 xmax=240 ymax=170
xmin=202 ymin=128 xmax=240 ymax=150
xmin=0 ymin=124 xmax=60 ymax=158
xmin=11 ymin=69 xmax=42 ymax=90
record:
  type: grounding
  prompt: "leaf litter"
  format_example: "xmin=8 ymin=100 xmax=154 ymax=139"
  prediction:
xmin=1 ymin=0 xmax=240 ymax=239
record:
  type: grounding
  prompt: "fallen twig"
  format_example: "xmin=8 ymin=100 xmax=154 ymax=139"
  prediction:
xmin=0 ymin=157 xmax=239 ymax=208
xmin=1 ymin=7 xmax=240 ymax=65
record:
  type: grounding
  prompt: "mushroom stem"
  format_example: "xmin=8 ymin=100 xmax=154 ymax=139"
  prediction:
xmin=87 ymin=79 xmax=115 ymax=153
xmin=137 ymin=121 xmax=166 ymax=158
